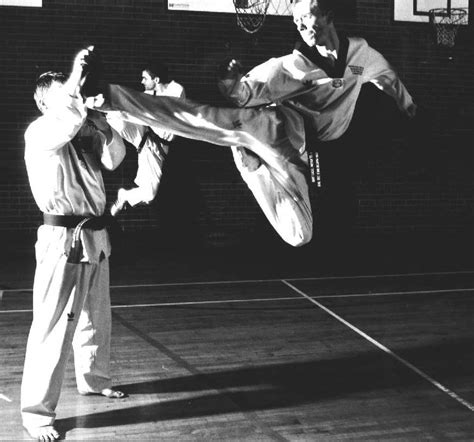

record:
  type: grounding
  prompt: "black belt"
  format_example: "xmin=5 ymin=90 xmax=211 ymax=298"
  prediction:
xmin=137 ymin=127 xmax=170 ymax=156
xmin=43 ymin=214 xmax=114 ymax=263
xmin=43 ymin=213 xmax=113 ymax=230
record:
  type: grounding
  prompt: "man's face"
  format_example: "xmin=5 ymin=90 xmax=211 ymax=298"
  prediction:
xmin=293 ymin=0 xmax=331 ymax=47
xmin=141 ymin=70 xmax=156 ymax=92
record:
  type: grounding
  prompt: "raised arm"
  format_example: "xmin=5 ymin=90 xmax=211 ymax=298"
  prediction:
xmin=25 ymin=47 xmax=100 ymax=154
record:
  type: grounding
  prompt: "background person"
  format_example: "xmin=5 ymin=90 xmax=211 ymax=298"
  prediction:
xmin=108 ymin=61 xmax=185 ymax=215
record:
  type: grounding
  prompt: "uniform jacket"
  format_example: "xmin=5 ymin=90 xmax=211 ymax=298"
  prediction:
xmin=220 ymin=36 xmax=415 ymax=142
xmin=25 ymin=89 xmax=125 ymax=263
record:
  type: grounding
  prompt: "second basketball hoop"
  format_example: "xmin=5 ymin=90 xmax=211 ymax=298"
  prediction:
xmin=429 ymin=8 xmax=468 ymax=47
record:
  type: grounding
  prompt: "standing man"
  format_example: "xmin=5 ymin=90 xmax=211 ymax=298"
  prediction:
xmin=108 ymin=61 xmax=185 ymax=215
xmin=21 ymin=47 xmax=126 ymax=441
xmin=86 ymin=0 xmax=416 ymax=247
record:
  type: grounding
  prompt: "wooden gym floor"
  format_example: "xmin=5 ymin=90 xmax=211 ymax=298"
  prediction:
xmin=1 ymin=234 xmax=473 ymax=441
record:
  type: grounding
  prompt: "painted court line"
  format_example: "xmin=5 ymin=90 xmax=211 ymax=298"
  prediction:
xmin=281 ymin=279 xmax=474 ymax=413
xmin=2 ymin=269 xmax=473 ymax=293
xmin=2 ymin=287 xmax=473 ymax=314
xmin=109 ymin=287 xmax=474 ymax=309
xmin=113 ymin=311 xmax=289 ymax=442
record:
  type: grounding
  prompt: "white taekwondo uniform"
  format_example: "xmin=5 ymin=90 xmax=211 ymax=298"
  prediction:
xmin=96 ymin=37 xmax=414 ymax=246
xmin=21 ymin=87 xmax=125 ymax=429
xmin=107 ymin=80 xmax=185 ymax=207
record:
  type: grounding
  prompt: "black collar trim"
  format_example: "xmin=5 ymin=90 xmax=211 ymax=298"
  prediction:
xmin=295 ymin=35 xmax=349 ymax=78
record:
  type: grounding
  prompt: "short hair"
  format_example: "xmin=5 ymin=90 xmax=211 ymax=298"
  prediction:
xmin=143 ymin=61 xmax=169 ymax=83
xmin=293 ymin=0 xmax=333 ymax=15
xmin=34 ymin=71 xmax=67 ymax=107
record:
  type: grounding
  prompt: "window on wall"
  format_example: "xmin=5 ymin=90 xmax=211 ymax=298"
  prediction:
xmin=0 ymin=0 xmax=42 ymax=6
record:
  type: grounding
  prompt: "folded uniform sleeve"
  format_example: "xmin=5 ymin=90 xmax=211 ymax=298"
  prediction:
xmin=95 ymin=126 xmax=126 ymax=171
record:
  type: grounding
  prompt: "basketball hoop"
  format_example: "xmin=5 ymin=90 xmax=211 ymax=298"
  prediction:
xmin=233 ymin=0 xmax=271 ymax=34
xmin=429 ymin=8 xmax=468 ymax=48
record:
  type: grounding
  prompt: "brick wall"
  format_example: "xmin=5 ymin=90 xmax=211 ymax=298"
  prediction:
xmin=0 ymin=0 xmax=472 ymax=244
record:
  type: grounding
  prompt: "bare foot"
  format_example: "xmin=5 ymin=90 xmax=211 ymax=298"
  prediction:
xmin=100 ymin=388 xmax=127 ymax=399
xmin=79 ymin=388 xmax=127 ymax=399
xmin=24 ymin=424 xmax=60 ymax=441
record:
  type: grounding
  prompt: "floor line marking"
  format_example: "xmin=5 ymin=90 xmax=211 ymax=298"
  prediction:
xmin=112 ymin=311 xmax=289 ymax=442
xmin=0 ymin=393 xmax=12 ymax=402
xmin=281 ymin=279 xmax=474 ymax=412
xmin=2 ymin=287 xmax=473 ymax=314
xmin=2 ymin=269 xmax=473 ymax=293
xmin=109 ymin=287 xmax=474 ymax=309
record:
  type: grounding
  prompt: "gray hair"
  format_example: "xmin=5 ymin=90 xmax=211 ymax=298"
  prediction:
xmin=293 ymin=0 xmax=333 ymax=15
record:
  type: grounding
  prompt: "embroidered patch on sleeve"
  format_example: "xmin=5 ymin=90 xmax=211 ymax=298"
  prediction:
xmin=349 ymin=65 xmax=364 ymax=75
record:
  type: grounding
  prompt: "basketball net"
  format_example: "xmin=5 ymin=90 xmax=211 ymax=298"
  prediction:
xmin=233 ymin=0 xmax=271 ymax=33
xmin=429 ymin=8 xmax=468 ymax=48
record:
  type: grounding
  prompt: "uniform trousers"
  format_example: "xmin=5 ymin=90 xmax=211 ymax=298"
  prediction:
xmin=99 ymin=85 xmax=313 ymax=246
xmin=21 ymin=227 xmax=112 ymax=428
xmin=125 ymin=141 xmax=168 ymax=207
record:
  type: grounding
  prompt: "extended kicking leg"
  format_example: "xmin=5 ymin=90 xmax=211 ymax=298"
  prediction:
xmin=86 ymin=81 xmax=313 ymax=245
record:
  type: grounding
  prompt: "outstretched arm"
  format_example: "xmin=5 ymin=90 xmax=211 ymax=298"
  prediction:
xmin=363 ymin=46 xmax=417 ymax=119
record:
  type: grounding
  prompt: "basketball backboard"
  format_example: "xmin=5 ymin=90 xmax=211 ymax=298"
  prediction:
xmin=394 ymin=0 xmax=469 ymax=24
xmin=168 ymin=0 xmax=293 ymax=16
